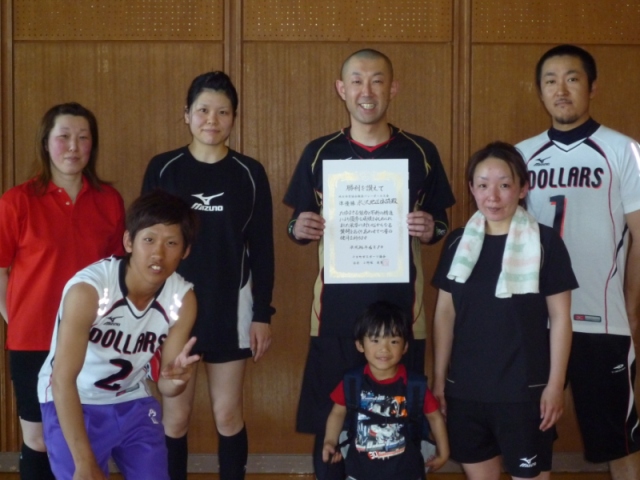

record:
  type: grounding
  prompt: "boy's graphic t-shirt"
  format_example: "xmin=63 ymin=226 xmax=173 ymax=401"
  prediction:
xmin=331 ymin=364 xmax=438 ymax=478
xmin=355 ymin=383 xmax=408 ymax=459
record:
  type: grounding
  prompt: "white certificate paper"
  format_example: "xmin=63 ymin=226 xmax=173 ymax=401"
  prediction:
xmin=323 ymin=159 xmax=409 ymax=284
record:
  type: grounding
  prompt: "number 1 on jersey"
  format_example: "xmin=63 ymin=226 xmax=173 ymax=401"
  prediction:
xmin=550 ymin=195 xmax=566 ymax=237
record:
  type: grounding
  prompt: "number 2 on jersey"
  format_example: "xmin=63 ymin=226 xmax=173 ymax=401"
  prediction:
xmin=94 ymin=359 xmax=133 ymax=391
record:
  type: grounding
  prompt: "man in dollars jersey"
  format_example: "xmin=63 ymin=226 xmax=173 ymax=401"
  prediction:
xmin=517 ymin=44 xmax=640 ymax=478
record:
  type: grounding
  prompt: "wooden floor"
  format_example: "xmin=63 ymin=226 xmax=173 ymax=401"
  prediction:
xmin=0 ymin=474 xmax=612 ymax=479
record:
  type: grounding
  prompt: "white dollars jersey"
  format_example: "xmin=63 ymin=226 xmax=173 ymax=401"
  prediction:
xmin=38 ymin=256 xmax=193 ymax=404
xmin=518 ymin=120 xmax=640 ymax=335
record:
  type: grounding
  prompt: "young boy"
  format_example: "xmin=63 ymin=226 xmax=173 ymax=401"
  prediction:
xmin=322 ymin=301 xmax=449 ymax=479
xmin=37 ymin=190 xmax=200 ymax=480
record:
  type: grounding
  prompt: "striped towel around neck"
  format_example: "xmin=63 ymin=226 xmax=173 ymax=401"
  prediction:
xmin=446 ymin=206 xmax=541 ymax=298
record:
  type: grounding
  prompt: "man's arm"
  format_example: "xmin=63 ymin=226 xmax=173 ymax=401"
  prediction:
xmin=157 ymin=289 xmax=199 ymax=397
xmin=624 ymin=210 xmax=640 ymax=340
xmin=0 ymin=267 xmax=9 ymax=323
xmin=539 ymin=290 xmax=572 ymax=431
xmin=51 ymin=283 xmax=108 ymax=480
xmin=288 ymin=212 xmax=325 ymax=242
xmin=408 ymin=208 xmax=449 ymax=245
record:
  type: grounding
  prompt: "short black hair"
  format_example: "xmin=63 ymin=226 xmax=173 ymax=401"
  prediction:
xmin=126 ymin=190 xmax=199 ymax=252
xmin=340 ymin=48 xmax=394 ymax=81
xmin=185 ymin=71 xmax=238 ymax=115
xmin=535 ymin=44 xmax=597 ymax=91
xmin=354 ymin=301 xmax=412 ymax=343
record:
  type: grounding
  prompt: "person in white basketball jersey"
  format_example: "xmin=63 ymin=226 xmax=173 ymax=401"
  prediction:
xmin=37 ymin=190 xmax=200 ymax=480
xmin=517 ymin=44 xmax=640 ymax=479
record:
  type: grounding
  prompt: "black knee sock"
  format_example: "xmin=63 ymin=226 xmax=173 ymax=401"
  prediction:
xmin=218 ymin=426 xmax=248 ymax=480
xmin=19 ymin=443 xmax=55 ymax=480
xmin=313 ymin=434 xmax=345 ymax=480
xmin=166 ymin=434 xmax=188 ymax=480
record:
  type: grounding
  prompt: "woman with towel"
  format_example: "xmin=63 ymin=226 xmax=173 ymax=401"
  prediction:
xmin=431 ymin=141 xmax=576 ymax=480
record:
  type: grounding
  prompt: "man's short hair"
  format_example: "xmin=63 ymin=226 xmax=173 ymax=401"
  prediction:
xmin=126 ymin=190 xmax=198 ymax=252
xmin=340 ymin=48 xmax=394 ymax=80
xmin=535 ymin=44 xmax=597 ymax=91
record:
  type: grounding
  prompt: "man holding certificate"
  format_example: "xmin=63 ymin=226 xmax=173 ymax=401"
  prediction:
xmin=284 ymin=48 xmax=455 ymax=479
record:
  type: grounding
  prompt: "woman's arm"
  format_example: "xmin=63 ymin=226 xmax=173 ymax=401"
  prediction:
xmin=247 ymin=165 xmax=275 ymax=361
xmin=51 ymin=283 xmax=108 ymax=480
xmin=432 ymin=289 xmax=455 ymax=415
xmin=539 ymin=290 xmax=572 ymax=431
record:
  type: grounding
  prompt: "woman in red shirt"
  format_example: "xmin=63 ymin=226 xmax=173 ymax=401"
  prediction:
xmin=0 ymin=102 xmax=125 ymax=480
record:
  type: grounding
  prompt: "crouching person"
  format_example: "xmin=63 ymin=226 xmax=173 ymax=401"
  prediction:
xmin=37 ymin=190 xmax=199 ymax=480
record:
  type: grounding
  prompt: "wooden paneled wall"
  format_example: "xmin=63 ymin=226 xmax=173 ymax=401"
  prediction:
xmin=1 ymin=0 xmax=640 ymax=468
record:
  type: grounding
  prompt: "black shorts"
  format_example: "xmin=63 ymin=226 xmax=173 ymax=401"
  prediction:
xmin=200 ymin=347 xmax=252 ymax=364
xmin=10 ymin=350 xmax=49 ymax=422
xmin=568 ymin=332 xmax=640 ymax=463
xmin=446 ymin=397 xmax=554 ymax=478
xmin=295 ymin=336 xmax=425 ymax=435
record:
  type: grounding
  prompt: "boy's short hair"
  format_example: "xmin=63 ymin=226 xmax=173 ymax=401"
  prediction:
xmin=354 ymin=301 xmax=413 ymax=343
xmin=126 ymin=190 xmax=199 ymax=252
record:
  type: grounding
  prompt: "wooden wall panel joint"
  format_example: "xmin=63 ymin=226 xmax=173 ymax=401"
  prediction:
xmin=0 ymin=0 xmax=20 ymax=453
xmin=450 ymin=0 xmax=472 ymax=228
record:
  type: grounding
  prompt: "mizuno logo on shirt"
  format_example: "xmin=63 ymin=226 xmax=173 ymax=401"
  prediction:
xmin=104 ymin=315 xmax=123 ymax=326
xmin=612 ymin=364 xmax=626 ymax=374
xmin=191 ymin=192 xmax=224 ymax=212
xmin=192 ymin=193 xmax=223 ymax=205
xmin=533 ymin=157 xmax=551 ymax=166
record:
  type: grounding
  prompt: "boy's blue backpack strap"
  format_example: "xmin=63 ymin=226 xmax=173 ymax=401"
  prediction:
xmin=337 ymin=366 xmax=366 ymax=453
xmin=343 ymin=366 xmax=363 ymax=411
xmin=405 ymin=372 xmax=429 ymax=444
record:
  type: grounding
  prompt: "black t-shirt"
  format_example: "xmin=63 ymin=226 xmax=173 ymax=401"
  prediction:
xmin=284 ymin=125 xmax=455 ymax=339
xmin=432 ymin=224 xmax=578 ymax=402
xmin=345 ymin=372 xmax=425 ymax=479
xmin=142 ymin=147 xmax=275 ymax=353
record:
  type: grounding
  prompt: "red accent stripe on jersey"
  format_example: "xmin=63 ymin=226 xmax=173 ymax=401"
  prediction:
xmin=348 ymin=136 xmax=394 ymax=153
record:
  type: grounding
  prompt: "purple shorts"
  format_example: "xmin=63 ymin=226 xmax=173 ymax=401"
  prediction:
xmin=41 ymin=396 xmax=168 ymax=479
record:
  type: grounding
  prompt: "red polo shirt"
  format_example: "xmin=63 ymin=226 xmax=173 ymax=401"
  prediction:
xmin=0 ymin=177 xmax=125 ymax=350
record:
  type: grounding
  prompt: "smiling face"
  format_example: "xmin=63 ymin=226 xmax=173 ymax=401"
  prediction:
xmin=335 ymin=55 xmax=398 ymax=130
xmin=356 ymin=333 xmax=408 ymax=380
xmin=47 ymin=114 xmax=92 ymax=182
xmin=469 ymin=156 xmax=528 ymax=235
xmin=185 ymin=89 xmax=235 ymax=150
xmin=539 ymin=55 xmax=595 ymax=131
xmin=124 ymin=223 xmax=189 ymax=290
